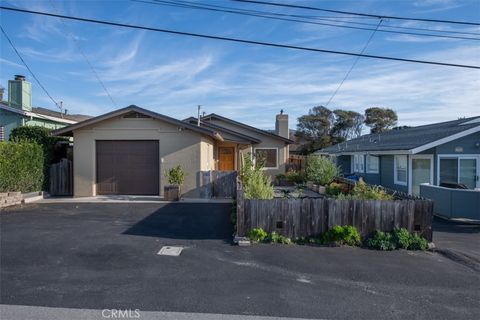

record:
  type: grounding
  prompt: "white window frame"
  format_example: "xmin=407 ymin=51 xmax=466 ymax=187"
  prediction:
xmin=253 ymin=147 xmax=279 ymax=170
xmin=437 ymin=154 xmax=480 ymax=189
xmin=351 ymin=154 xmax=365 ymax=173
xmin=366 ymin=155 xmax=379 ymax=174
xmin=0 ymin=126 xmax=4 ymax=141
xmin=408 ymin=154 xmax=434 ymax=195
xmin=394 ymin=155 xmax=408 ymax=186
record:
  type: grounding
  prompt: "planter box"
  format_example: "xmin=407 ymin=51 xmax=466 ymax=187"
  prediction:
xmin=164 ymin=185 xmax=180 ymax=201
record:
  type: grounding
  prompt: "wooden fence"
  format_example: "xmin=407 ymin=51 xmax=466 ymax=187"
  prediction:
xmin=49 ymin=159 xmax=73 ymax=196
xmin=236 ymin=188 xmax=433 ymax=241
xmin=199 ymin=170 xmax=237 ymax=198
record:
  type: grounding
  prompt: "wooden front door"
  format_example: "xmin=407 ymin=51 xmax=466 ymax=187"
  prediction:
xmin=218 ymin=147 xmax=235 ymax=171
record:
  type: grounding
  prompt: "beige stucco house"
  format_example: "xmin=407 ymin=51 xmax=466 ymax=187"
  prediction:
xmin=52 ymin=105 xmax=292 ymax=198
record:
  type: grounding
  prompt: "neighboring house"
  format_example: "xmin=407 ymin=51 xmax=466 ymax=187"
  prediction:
xmin=52 ymin=105 xmax=292 ymax=198
xmin=318 ymin=116 xmax=480 ymax=196
xmin=0 ymin=75 xmax=91 ymax=141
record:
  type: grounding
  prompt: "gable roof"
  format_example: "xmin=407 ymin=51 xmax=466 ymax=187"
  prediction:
xmin=320 ymin=116 xmax=480 ymax=155
xmin=184 ymin=117 xmax=261 ymax=144
xmin=201 ymin=113 xmax=294 ymax=144
xmin=51 ymin=105 xmax=224 ymax=140
xmin=0 ymin=102 xmax=78 ymax=124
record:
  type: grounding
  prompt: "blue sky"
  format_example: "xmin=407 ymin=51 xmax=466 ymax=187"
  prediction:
xmin=1 ymin=0 xmax=479 ymax=130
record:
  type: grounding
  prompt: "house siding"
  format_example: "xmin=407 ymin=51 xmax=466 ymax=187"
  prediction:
xmin=380 ymin=155 xmax=408 ymax=193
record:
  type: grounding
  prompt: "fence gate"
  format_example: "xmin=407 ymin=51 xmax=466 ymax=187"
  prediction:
xmin=49 ymin=159 xmax=73 ymax=196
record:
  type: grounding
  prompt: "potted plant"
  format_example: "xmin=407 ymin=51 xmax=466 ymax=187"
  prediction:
xmin=164 ymin=165 xmax=185 ymax=201
xmin=305 ymin=155 xmax=339 ymax=194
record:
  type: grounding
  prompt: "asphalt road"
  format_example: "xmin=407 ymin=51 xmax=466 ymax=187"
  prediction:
xmin=1 ymin=203 xmax=479 ymax=320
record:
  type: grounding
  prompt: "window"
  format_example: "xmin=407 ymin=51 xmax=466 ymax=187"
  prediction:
xmin=352 ymin=154 xmax=364 ymax=173
xmin=0 ymin=126 xmax=4 ymax=141
xmin=254 ymin=148 xmax=278 ymax=169
xmin=439 ymin=157 xmax=478 ymax=189
xmin=394 ymin=155 xmax=408 ymax=185
xmin=366 ymin=155 xmax=379 ymax=174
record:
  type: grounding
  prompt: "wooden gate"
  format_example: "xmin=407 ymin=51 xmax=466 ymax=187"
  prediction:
xmin=49 ymin=159 xmax=73 ymax=196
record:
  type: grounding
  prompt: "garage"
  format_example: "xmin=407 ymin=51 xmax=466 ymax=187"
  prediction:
xmin=96 ymin=140 xmax=159 ymax=195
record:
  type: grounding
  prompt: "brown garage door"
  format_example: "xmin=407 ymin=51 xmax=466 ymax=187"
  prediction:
xmin=96 ymin=140 xmax=159 ymax=195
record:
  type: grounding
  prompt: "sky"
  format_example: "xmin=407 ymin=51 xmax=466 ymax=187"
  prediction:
xmin=1 ymin=0 xmax=479 ymax=130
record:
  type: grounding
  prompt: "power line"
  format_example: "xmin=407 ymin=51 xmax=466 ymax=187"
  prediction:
xmin=0 ymin=25 xmax=60 ymax=108
xmin=137 ymin=0 xmax=480 ymax=41
xmin=325 ymin=19 xmax=383 ymax=107
xmin=147 ymin=0 xmax=480 ymax=37
xmin=233 ymin=0 xmax=480 ymax=26
xmin=1 ymin=6 xmax=479 ymax=69
xmin=48 ymin=0 xmax=117 ymax=108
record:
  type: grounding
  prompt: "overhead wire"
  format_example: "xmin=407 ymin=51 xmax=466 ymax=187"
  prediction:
xmin=0 ymin=6 xmax=479 ymax=69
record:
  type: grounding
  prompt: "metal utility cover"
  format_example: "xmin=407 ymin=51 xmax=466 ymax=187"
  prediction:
xmin=157 ymin=246 xmax=183 ymax=256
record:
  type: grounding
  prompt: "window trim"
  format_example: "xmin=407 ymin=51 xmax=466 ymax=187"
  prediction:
xmin=394 ymin=155 xmax=408 ymax=186
xmin=437 ymin=154 xmax=480 ymax=189
xmin=366 ymin=155 xmax=379 ymax=174
xmin=351 ymin=154 xmax=365 ymax=173
xmin=253 ymin=147 xmax=279 ymax=170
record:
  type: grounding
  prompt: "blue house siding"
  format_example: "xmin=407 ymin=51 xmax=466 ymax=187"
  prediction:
xmin=0 ymin=109 xmax=23 ymax=141
xmin=435 ymin=132 xmax=480 ymax=154
xmin=379 ymin=155 xmax=408 ymax=193
xmin=336 ymin=155 xmax=351 ymax=174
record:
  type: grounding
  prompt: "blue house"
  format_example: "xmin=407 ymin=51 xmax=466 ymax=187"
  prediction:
xmin=318 ymin=116 xmax=480 ymax=196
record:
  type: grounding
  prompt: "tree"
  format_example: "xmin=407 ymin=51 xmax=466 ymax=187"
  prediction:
xmin=331 ymin=110 xmax=364 ymax=140
xmin=364 ymin=107 xmax=398 ymax=134
xmin=296 ymin=106 xmax=335 ymax=154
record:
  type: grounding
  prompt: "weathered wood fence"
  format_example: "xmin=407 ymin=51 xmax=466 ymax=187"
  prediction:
xmin=237 ymin=188 xmax=433 ymax=241
xmin=49 ymin=159 xmax=73 ymax=196
xmin=199 ymin=171 xmax=237 ymax=198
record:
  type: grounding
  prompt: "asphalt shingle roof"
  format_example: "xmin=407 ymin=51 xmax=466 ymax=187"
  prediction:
xmin=320 ymin=116 xmax=480 ymax=154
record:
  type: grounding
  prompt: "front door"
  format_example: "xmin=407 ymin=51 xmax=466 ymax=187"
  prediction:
xmin=218 ymin=147 xmax=235 ymax=171
xmin=411 ymin=156 xmax=433 ymax=196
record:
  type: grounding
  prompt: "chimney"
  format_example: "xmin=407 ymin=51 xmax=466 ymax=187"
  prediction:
xmin=8 ymin=75 xmax=32 ymax=111
xmin=275 ymin=109 xmax=289 ymax=139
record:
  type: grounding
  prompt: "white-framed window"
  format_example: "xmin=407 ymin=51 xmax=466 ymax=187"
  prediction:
xmin=394 ymin=155 xmax=408 ymax=186
xmin=254 ymin=148 xmax=278 ymax=169
xmin=352 ymin=154 xmax=365 ymax=173
xmin=366 ymin=155 xmax=379 ymax=174
xmin=438 ymin=155 xmax=479 ymax=189
xmin=0 ymin=126 xmax=4 ymax=141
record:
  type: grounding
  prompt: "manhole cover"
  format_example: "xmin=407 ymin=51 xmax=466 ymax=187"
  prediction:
xmin=157 ymin=246 xmax=183 ymax=256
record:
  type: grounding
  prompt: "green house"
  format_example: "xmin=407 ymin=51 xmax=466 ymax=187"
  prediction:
xmin=0 ymin=75 xmax=91 ymax=141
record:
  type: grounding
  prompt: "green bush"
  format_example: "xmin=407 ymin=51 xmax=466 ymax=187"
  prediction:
xmin=336 ymin=179 xmax=393 ymax=200
xmin=305 ymin=155 xmax=339 ymax=186
xmin=392 ymin=228 xmax=411 ymax=249
xmin=285 ymin=171 xmax=304 ymax=184
xmin=366 ymin=231 xmax=396 ymax=251
xmin=247 ymin=228 xmax=268 ymax=242
xmin=322 ymin=225 xmax=361 ymax=246
xmin=367 ymin=229 xmax=428 ymax=251
xmin=10 ymin=126 xmax=68 ymax=190
xmin=241 ymin=155 xmax=274 ymax=199
xmin=0 ymin=142 xmax=44 ymax=192
xmin=164 ymin=165 xmax=186 ymax=186
xmin=326 ymin=182 xmax=349 ymax=197
xmin=268 ymin=231 xmax=292 ymax=244
xmin=408 ymin=234 xmax=428 ymax=250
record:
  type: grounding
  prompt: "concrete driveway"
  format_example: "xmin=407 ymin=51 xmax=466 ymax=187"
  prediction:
xmin=1 ymin=203 xmax=479 ymax=320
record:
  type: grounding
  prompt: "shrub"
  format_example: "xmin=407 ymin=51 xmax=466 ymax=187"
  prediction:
xmin=326 ymin=182 xmax=349 ymax=197
xmin=0 ymin=142 xmax=44 ymax=192
xmin=241 ymin=155 xmax=274 ymax=199
xmin=322 ymin=225 xmax=361 ymax=246
xmin=285 ymin=171 xmax=304 ymax=184
xmin=305 ymin=155 xmax=339 ymax=186
xmin=164 ymin=165 xmax=186 ymax=186
xmin=392 ymin=228 xmax=411 ymax=249
xmin=247 ymin=228 xmax=268 ymax=242
xmin=366 ymin=231 xmax=396 ymax=251
xmin=408 ymin=234 xmax=428 ymax=251
xmin=268 ymin=231 xmax=292 ymax=244
xmin=336 ymin=179 xmax=393 ymax=200
xmin=10 ymin=126 xmax=68 ymax=190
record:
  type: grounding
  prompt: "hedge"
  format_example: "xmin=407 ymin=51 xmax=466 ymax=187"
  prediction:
xmin=0 ymin=141 xmax=44 ymax=193
xmin=10 ymin=126 xmax=68 ymax=190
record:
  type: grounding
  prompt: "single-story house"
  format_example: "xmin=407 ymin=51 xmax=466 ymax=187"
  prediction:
xmin=318 ymin=116 xmax=480 ymax=196
xmin=52 ymin=105 xmax=292 ymax=198
xmin=0 ymin=75 xmax=91 ymax=141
